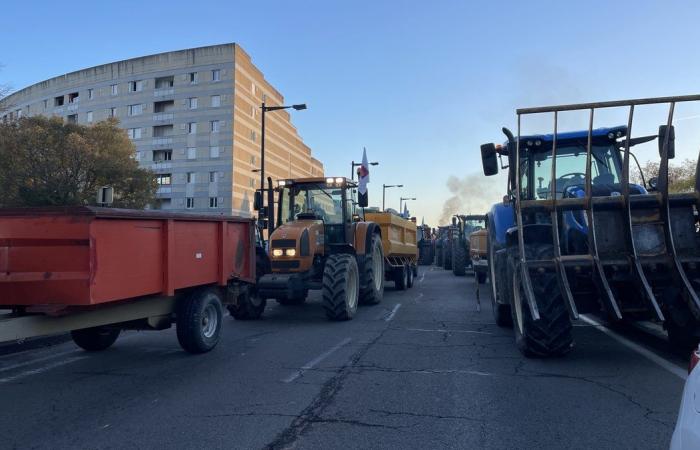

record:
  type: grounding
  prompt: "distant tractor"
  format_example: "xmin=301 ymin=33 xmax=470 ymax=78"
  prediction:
xmin=481 ymin=95 xmax=700 ymax=356
xmin=256 ymin=177 xmax=416 ymax=321
xmin=450 ymin=214 xmax=486 ymax=277
xmin=434 ymin=226 xmax=450 ymax=268
xmin=418 ymin=224 xmax=434 ymax=265
xmin=469 ymin=227 xmax=489 ymax=284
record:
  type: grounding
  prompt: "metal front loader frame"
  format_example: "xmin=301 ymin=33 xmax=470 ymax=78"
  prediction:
xmin=514 ymin=94 xmax=700 ymax=322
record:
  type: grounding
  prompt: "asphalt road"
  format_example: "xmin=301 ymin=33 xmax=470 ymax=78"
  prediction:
xmin=0 ymin=267 xmax=687 ymax=449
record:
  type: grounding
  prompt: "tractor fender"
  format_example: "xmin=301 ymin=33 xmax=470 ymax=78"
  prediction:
xmin=354 ymin=222 xmax=381 ymax=256
xmin=489 ymin=202 xmax=514 ymax=249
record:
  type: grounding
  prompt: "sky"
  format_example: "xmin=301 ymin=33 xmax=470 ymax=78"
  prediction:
xmin=3 ymin=0 xmax=700 ymax=225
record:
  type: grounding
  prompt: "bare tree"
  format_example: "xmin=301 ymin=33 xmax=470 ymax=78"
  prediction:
xmin=0 ymin=64 xmax=12 ymax=113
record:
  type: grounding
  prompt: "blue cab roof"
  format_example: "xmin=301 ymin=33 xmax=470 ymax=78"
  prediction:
xmin=516 ymin=125 xmax=627 ymax=143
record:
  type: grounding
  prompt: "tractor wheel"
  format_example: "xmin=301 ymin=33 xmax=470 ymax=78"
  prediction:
xmin=443 ymin=243 xmax=452 ymax=270
xmin=489 ymin=228 xmax=512 ymax=327
xmin=406 ymin=264 xmax=414 ymax=288
xmin=360 ymin=234 xmax=385 ymax=305
xmin=666 ymin=298 xmax=700 ymax=350
xmin=509 ymin=245 xmax=573 ymax=357
xmin=276 ymin=290 xmax=308 ymax=306
xmin=452 ymin=241 xmax=467 ymax=276
xmin=322 ymin=254 xmax=360 ymax=321
xmin=228 ymin=289 xmax=267 ymax=320
xmin=477 ymin=271 xmax=487 ymax=284
xmin=177 ymin=288 xmax=224 ymax=354
xmin=71 ymin=326 xmax=120 ymax=351
xmin=394 ymin=265 xmax=408 ymax=291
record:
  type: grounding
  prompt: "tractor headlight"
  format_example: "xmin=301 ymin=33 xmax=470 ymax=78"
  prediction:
xmin=272 ymin=249 xmax=284 ymax=257
xmin=326 ymin=177 xmax=335 ymax=184
xmin=285 ymin=248 xmax=297 ymax=257
xmin=334 ymin=177 xmax=344 ymax=184
xmin=279 ymin=180 xmax=287 ymax=187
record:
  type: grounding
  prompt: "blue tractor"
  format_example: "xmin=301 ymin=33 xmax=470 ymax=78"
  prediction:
xmin=482 ymin=95 xmax=700 ymax=357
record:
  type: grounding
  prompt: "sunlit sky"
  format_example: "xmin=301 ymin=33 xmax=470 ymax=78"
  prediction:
xmin=3 ymin=0 xmax=700 ymax=225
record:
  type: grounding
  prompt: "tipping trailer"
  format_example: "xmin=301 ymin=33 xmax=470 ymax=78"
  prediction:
xmin=450 ymin=214 xmax=486 ymax=276
xmin=481 ymin=94 xmax=700 ymax=356
xmin=364 ymin=211 xmax=418 ymax=288
xmin=0 ymin=207 xmax=264 ymax=354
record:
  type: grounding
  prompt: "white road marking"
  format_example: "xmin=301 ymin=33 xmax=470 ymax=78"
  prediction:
xmin=0 ymin=349 xmax=80 ymax=373
xmin=384 ymin=304 xmax=402 ymax=322
xmin=0 ymin=356 xmax=87 ymax=384
xmin=579 ymin=315 xmax=687 ymax=381
xmin=414 ymin=293 xmax=424 ymax=302
xmin=283 ymin=337 xmax=352 ymax=383
xmin=404 ymin=328 xmax=492 ymax=335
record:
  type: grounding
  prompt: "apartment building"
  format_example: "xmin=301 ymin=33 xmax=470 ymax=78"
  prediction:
xmin=0 ymin=43 xmax=324 ymax=216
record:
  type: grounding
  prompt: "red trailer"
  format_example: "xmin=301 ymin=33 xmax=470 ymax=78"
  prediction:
xmin=0 ymin=207 xmax=266 ymax=353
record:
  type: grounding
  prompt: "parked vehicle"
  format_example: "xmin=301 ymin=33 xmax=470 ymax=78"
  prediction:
xmin=670 ymin=343 xmax=700 ymax=450
xmin=418 ymin=224 xmax=434 ymax=265
xmin=450 ymin=214 xmax=486 ymax=276
xmin=481 ymin=95 xmax=700 ymax=356
xmin=469 ymin=227 xmax=488 ymax=284
xmin=256 ymin=177 xmax=417 ymax=321
xmin=0 ymin=207 xmax=261 ymax=354
xmin=434 ymin=226 xmax=449 ymax=268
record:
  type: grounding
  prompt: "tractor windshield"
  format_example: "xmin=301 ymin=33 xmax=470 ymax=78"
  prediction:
xmin=521 ymin=144 xmax=623 ymax=200
xmin=279 ymin=184 xmax=345 ymax=225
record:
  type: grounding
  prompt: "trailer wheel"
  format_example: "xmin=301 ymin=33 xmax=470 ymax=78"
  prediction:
xmin=276 ymin=290 xmax=308 ymax=306
xmin=452 ymin=240 xmax=467 ymax=276
xmin=71 ymin=326 xmax=120 ymax=352
xmin=177 ymin=288 xmax=223 ymax=353
xmin=406 ymin=264 xmax=415 ymax=288
xmin=412 ymin=264 xmax=418 ymax=278
xmin=394 ymin=265 xmax=408 ymax=290
xmin=322 ymin=254 xmax=360 ymax=321
xmin=509 ymin=245 xmax=573 ymax=357
xmin=360 ymin=234 xmax=385 ymax=305
xmin=228 ymin=290 xmax=267 ymax=320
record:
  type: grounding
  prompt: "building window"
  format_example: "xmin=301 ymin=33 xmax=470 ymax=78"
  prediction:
xmin=209 ymin=146 xmax=220 ymax=158
xmin=187 ymin=172 xmax=196 ymax=184
xmin=127 ymin=104 xmax=143 ymax=116
xmin=109 ymin=107 xmax=117 ymax=117
xmin=187 ymin=147 xmax=197 ymax=160
xmin=128 ymin=80 xmax=144 ymax=92
xmin=155 ymin=76 xmax=174 ymax=89
xmin=153 ymin=149 xmax=172 ymax=161
xmin=211 ymin=95 xmax=221 ymax=107
xmin=210 ymin=120 xmax=220 ymax=133
xmin=250 ymin=155 xmax=257 ymax=165
xmin=250 ymin=130 xmax=256 ymax=142
xmin=251 ymin=82 xmax=256 ymax=95
xmin=127 ymin=128 xmax=142 ymax=139
xmin=189 ymin=72 xmax=198 ymax=84
xmin=88 ymin=89 xmax=94 ymax=100
xmin=188 ymin=122 xmax=197 ymax=134
xmin=68 ymin=92 xmax=79 ymax=104
xmin=209 ymin=171 xmax=217 ymax=183
xmin=111 ymin=84 xmax=118 ymax=96
xmin=249 ymin=178 xmax=255 ymax=188
xmin=66 ymin=114 xmax=77 ymax=123
xmin=54 ymin=95 xmax=64 ymax=107
xmin=212 ymin=69 xmax=221 ymax=82
xmin=87 ymin=111 xmax=93 ymax=123
xmin=188 ymin=97 xmax=198 ymax=109
xmin=209 ymin=197 xmax=218 ymax=208
xmin=134 ymin=151 xmax=141 ymax=161
xmin=156 ymin=174 xmax=172 ymax=185
xmin=43 ymin=99 xmax=48 ymax=109
xmin=186 ymin=197 xmax=195 ymax=209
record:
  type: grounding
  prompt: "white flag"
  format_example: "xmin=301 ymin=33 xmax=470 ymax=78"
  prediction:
xmin=358 ymin=147 xmax=370 ymax=195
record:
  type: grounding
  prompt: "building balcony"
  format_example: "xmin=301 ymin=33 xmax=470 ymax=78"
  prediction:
xmin=156 ymin=186 xmax=172 ymax=194
xmin=153 ymin=113 xmax=174 ymax=121
xmin=154 ymin=88 xmax=174 ymax=97
xmin=152 ymin=137 xmax=173 ymax=146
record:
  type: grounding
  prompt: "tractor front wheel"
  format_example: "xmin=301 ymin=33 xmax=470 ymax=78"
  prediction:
xmin=322 ymin=254 xmax=360 ymax=321
xmin=452 ymin=240 xmax=467 ymax=276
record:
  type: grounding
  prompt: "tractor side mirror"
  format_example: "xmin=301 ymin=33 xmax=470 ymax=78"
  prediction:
xmin=481 ymin=143 xmax=499 ymax=176
xmin=658 ymin=125 xmax=675 ymax=159
xmin=357 ymin=190 xmax=368 ymax=208
xmin=647 ymin=177 xmax=658 ymax=192
xmin=253 ymin=191 xmax=262 ymax=211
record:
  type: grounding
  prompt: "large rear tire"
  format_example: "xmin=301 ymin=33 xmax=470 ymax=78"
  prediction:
xmin=452 ymin=240 xmax=467 ymax=276
xmin=322 ymin=254 xmax=360 ymax=321
xmin=360 ymin=234 xmax=385 ymax=305
xmin=177 ymin=288 xmax=224 ymax=354
xmin=510 ymin=245 xmax=573 ymax=357
xmin=406 ymin=264 xmax=414 ymax=288
xmin=71 ymin=326 xmax=120 ymax=351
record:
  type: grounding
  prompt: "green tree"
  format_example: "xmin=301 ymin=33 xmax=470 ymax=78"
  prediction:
xmin=633 ymin=158 xmax=697 ymax=193
xmin=0 ymin=116 xmax=156 ymax=208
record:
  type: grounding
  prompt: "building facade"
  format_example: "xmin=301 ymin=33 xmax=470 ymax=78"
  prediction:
xmin=0 ymin=43 xmax=323 ymax=216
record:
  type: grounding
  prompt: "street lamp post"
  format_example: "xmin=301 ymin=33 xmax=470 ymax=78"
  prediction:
xmin=382 ymin=184 xmax=403 ymax=211
xmin=399 ymin=197 xmax=416 ymax=214
xmin=259 ymin=102 xmax=306 ymax=229
xmin=351 ymin=160 xmax=379 ymax=180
